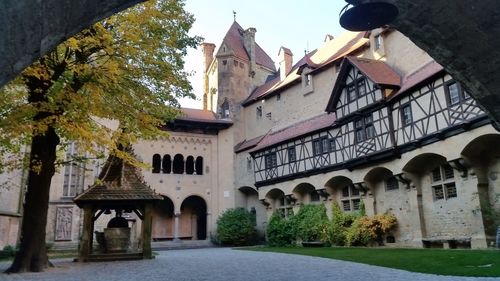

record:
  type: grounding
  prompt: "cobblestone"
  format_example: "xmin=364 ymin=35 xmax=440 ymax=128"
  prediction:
xmin=0 ymin=248 xmax=498 ymax=281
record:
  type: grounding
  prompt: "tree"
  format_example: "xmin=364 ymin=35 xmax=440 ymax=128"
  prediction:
xmin=0 ymin=0 xmax=201 ymax=273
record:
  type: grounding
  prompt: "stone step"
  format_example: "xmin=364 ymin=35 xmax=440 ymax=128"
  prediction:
xmin=82 ymin=252 xmax=144 ymax=262
xmin=152 ymin=239 xmax=214 ymax=251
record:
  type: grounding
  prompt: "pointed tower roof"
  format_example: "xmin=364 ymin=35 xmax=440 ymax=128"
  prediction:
xmin=219 ymin=21 xmax=276 ymax=71
xmin=74 ymin=147 xmax=162 ymax=207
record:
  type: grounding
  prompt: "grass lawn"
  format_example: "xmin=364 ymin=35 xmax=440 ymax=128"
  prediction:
xmin=244 ymin=246 xmax=500 ymax=277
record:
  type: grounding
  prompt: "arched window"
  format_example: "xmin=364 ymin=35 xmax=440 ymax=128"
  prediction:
xmin=152 ymin=154 xmax=161 ymax=173
xmin=186 ymin=156 xmax=194 ymax=175
xmin=162 ymin=154 xmax=171 ymax=174
xmin=195 ymin=156 xmax=203 ymax=175
xmin=173 ymin=154 xmax=184 ymax=174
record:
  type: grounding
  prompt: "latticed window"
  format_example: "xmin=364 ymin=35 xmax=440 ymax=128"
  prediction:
xmin=310 ymin=190 xmax=320 ymax=202
xmin=401 ymin=104 xmax=412 ymax=126
xmin=63 ymin=143 xmax=84 ymax=198
xmin=287 ymin=148 xmax=296 ymax=162
xmin=431 ymin=164 xmax=457 ymax=201
xmin=340 ymin=185 xmax=361 ymax=212
xmin=357 ymin=78 xmax=367 ymax=96
xmin=385 ymin=176 xmax=399 ymax=191
xmin=277 ymin=195 xmax=293 ymax=218
xmin=265 ymin=152 xmax=277 ymax=169
xmin=355 ymin=115 xmax=375 ymax=143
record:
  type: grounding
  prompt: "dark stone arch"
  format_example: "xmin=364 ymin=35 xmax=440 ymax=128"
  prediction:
xmin=173 ymin=154 xmax=184 ymax=174
xmin=186 ymin=156 xmax=194 ymax=175
xmin=152 ymin=154 xmax=161 ymax=173
xmin=152 ymin=195 xmax=175 ymax=240
xmin=195 ymin=156 xmax=203 ymax=175
xmin=162 ymin=154 xmax=171 ymax=174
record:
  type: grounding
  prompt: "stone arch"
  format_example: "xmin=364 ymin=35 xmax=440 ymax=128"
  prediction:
xmin=180 ymin=195 xmax=207 ymax=240
xmin=402 ymin=153 xmax=447 ymax=175
xmin=238 ymin=186 xmax=259 ymax=228
xmin=152 ymin=195 xmax=175 ymax=240
xmin=292 ymin=183 xmax=318 ymax=203
xmin=324 ymin=176 xmax=360 ymax=212
xmin=461 ymin=134 xmax=500 ymax=243
xmin=265 ymin=188 xmax=292 ymax=216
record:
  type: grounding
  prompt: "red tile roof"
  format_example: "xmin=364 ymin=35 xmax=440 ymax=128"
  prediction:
xmin=176 ymin=108 xmax=232 ymax=125
xmin=243 ymin=31 xmax=369 ymax=106
xmin=221 ymin=21 xmax=276 ymax=71
xmin=250 ymin=113 xmax=337 ymax=152
xmin=390 ymin=60 xmax=444 ymax=99
xmin=346 ymin=56 xmax=401 ymax=87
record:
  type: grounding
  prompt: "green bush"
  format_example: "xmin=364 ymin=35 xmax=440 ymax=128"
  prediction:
xmin=292 ymin=204 xmax=328 ymax=242
xmin=216 ymin=208 xmax=257 ymax=246
xmin=266 ymin=212 xmax=296 ymax=247
xmin=323 ymin=202 xmax=360 ymax=246
xmin=0 ymin=245 xmax=17 ymax=259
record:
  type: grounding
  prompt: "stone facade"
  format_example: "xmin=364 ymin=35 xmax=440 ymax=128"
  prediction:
xmin=0 ymin=21 xmax=499 ymax=250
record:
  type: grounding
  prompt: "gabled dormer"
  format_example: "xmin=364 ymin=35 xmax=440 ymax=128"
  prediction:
xmin=326 ymin=56 xmax=401 ymax=121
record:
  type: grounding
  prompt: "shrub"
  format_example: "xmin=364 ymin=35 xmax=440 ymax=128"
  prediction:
xmin=345 ymin=213 xmax=398 ymax=246
xmin=323 ymin=202 xmax=360 ymax=246
xmin=0 ymin=245 xmax=17 ymax=259
xmin=216 ymin=208 xmax=257 ymax=246
xmin=266 ymin=212 xmax=295 ymax=247
xmin=292 ymin=204 xmax=329 ymax=242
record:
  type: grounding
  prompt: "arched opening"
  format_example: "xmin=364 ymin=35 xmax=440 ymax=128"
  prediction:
xmin=152 ymin=154 xmax=161 ymax=173
xmin=402 ymin=153 xmax=447 ymax=175
xmin=265 ymin=188 xmax=291 ymax=217
xmin=461 ymin=134 xmax=500 ymax=243
xmin=325 ymin=176 xmax=359 ymax=212
xmin=292 ymin=183 xmax=318 ymax=203
xmin=173 ymin=154 xmax=184 ymax=174
xmin=152 ymin=196 xmax=174 ymax=240
xmin=238 ymin=186 xmax=259 ymax=227
xmin=162 ymin=154 xmax=171 ymax=174
xmin=195 ymin=156 xmax=203 ymax=175
xmin=180 ymin=196 xmax=207 ymax=240
xmin=185 ymin=156 xmax=194 ymax=175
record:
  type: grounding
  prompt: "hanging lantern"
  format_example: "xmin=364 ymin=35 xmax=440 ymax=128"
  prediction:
xmin=339 ymin=0 xmax=399 ymax=31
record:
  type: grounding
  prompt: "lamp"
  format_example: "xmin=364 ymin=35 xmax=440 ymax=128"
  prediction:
xmin=339 ymin=0 xmax=398 ymax=31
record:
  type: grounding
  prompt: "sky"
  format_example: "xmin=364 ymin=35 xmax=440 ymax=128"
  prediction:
xmin=179 ymin=0 xmax=348 ymax=109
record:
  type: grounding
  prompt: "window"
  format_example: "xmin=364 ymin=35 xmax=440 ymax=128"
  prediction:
xmin=265 ymin=153 xmax=277 ymax=169
xmin=277 ymin=93 xmax=281 ymax=101
xmin=152 ymin=154 xmax=161 ymax=173
xmin=221 ymin=99 xmax=230 ymax=119
xmin=329 ymin=139 xmax=336 ymax=151
xmin=63 ymin=143 xmax=83 ymax=198
xmin=162 ymin=154 xmax=171 ymax=174
xmin=374 ymin=34 xmax=382 ymax=50
xmin=431 ymin=164 xmax=457 ymax=201
xmin=445 ymin=81 xmax=470 ymax=106
xmin=340 ymin=185 xmax=361 ymax=212
xmin=346 ymin=78 xmax=368 ymax=102
xmin=313 ymin=137 xmax=331 ymax=156
xmin=310 ymin=190 xmax=320 ymax=202
xmin=312 ymin=139 xmax=322 ymax=156
xmin=256 ymin=106 xmax=262 ymax=119
xmin=401 ymin=104 xmax=412 ymax=126
xmin=305 ymin=74 xmax=312 ymax=86
xmin=195 ymin=156 xmax=203 ymax=175
xmin=357 ymin=79 xmax=367 ymax=97
xmin=287 ymin=147 xmax=296 ymax=162
xmin=185 ymin=156 xmax=194 ymax=175
xmin=277 ymin=195 xmax=293 ymax=218
xmin=173 ymin=154 xmax=184 ymax=174
xmin=385 ymin=177 xmax=399 ymax=191
xmin=354 ymin=115 xmax=375 ymax=143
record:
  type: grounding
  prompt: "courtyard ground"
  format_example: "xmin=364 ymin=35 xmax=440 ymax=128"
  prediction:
xmin=0 ymin=248 xmax=498 ymax=281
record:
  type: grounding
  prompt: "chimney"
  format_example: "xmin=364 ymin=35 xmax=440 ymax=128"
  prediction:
xmin=278 ymin=47 xmax=293 ymax=81
xmin=243 ymin=27 xmax=257 ymax=77
xmin=202 ymin=42 xmax=216 ymax=73
xmin=202 ymin=43 xmax=216 ymax=110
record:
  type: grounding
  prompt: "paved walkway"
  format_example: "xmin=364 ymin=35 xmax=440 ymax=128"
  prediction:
xmin=0 ymin=248 xmax=498 ymax=281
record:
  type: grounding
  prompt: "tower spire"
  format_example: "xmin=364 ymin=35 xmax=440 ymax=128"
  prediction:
xmin=233 ymin=10 xmax=236 ymax=21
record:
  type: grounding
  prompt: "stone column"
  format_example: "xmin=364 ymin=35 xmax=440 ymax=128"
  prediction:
xmin=173 ymin=212 xmax=181 ymax=242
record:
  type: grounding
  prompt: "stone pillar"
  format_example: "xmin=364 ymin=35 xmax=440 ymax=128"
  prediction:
xmin=173 ymin=212 xmax=181 ymax=242
xmin=78 ymin=206 xmax=94 ymax=262
xmin=142 ymin=204 xmax=153 ymax=259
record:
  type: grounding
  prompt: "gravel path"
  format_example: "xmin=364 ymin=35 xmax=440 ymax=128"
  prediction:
xmin=0 ymin=248 xmax=498 ymax=281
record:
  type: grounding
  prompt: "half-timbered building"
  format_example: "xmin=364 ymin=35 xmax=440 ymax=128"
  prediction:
xmin=0 ymin=21 xmax=498 ymax=250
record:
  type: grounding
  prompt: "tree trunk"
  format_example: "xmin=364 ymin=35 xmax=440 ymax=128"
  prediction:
xmin=5 ymin=126 xmax=60 ymax=273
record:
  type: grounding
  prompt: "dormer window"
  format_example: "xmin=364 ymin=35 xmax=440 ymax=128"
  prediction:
xmin=256 ymin=106 xmax=262 ymax=119
xmin=346 ymin=78 xmax=367 ymax=103
xmin=301 ymin=69 xmax=314 ymax=94
xmin=374 ymin=34 xmax=382 ymax=50
xmin=305 ymin=74 xmax=312 ymax=86
xmin=445 ymin=80 xmax=470 ymax=106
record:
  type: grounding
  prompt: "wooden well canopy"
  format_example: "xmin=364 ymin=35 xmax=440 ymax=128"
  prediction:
xmin=74 ymin=147 xmax=162 ymax=261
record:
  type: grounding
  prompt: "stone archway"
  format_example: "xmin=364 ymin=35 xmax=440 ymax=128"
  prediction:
xmin=152 ymin=196 xmax=174 ymax=241
xmin=180 ymin=196 xmax=207 ymax=240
